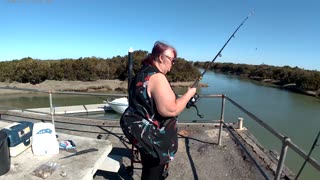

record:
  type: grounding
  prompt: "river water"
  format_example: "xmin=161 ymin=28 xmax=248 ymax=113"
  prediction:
xmin=0 ymin=71 xmax=319 ymax=179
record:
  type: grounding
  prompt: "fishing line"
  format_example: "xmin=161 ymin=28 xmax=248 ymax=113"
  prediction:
xmin=191 ymin=10 xmax=254 ymax=88
xmin=187 ymin=10 xmax=254 ymax=118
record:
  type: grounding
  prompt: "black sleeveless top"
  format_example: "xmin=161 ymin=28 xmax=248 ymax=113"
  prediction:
xmin=120 ymin=64 xmax=178 ymax=164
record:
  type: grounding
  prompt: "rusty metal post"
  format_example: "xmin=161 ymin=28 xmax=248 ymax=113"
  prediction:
xmin=275 ymin=137 xmax=290 ymax=180
xmin=218 ymin=94 xmax=225 ymax=145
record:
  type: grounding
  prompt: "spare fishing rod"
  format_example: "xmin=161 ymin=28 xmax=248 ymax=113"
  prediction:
xmin=187 ymin=11 xmax=254 ymax=118
xmin=295 ymin=130 xmax=320 ymax=180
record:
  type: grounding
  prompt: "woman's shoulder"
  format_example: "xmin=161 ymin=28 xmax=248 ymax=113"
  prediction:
xmin=149 ymin=73 xmax=170 ymax=89
xmin=150 ymin=72 xmax=166 ymax=80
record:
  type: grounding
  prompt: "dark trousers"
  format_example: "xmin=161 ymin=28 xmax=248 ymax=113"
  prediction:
xmin=140 ymin=150 xmax=166 ymax=180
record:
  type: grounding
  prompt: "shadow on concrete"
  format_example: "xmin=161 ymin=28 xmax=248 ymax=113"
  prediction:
xmin=178 ymin=134 xmax=218 ymax=180
xmin=185 ymin=137 xmax=198 ymax=180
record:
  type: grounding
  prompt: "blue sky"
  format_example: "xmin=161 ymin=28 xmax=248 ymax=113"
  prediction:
xmin=1 ymin=0 xmax=320 ymax=70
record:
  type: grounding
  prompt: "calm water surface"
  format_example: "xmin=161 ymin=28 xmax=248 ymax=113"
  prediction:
xmin=196 ymin=71 xmax=320 ymax=180
xmin=0 ymin=71 xmax=319 ymax=179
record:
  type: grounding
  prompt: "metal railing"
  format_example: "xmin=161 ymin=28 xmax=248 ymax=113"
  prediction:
xmin=0 ymin=87 xmax=319 ymax=179
xmin=199 ymin=94 xmax=320 ymax=180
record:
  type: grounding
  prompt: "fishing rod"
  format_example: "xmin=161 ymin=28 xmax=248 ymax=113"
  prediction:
xmin=191 ymin=11 xmax=254 ymax=88
xmin=187 ymin=11 xmax=254 ymax=117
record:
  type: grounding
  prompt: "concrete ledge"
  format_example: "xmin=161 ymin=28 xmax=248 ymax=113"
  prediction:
xmin=0 ymin=121 xmax=114 ymax=180
xmin=98 ymin=156 xmax=120 ymax=173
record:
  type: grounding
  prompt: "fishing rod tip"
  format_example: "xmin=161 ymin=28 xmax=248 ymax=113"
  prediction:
xmin=249 ymin=9 xmax=255 ymax=16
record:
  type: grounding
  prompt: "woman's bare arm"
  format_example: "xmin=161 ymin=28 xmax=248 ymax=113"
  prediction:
xmin=148 ymin=73 xmax=196 ymax=117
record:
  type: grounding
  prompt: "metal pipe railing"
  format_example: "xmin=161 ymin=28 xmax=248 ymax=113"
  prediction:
xmin=275 ymin=137 xmax=290 ymax=180
xmin=287 ymin=140 xmax=320 ymax=170
xmin=222 ymin=95 xmax=320 ymax=174
xmin=218 ymin=94 xmax=225 ymax=145
xmin=224 ymin=96 xmax=285 ymax=140
xmin=1 ymin=87 xmax=319 ymax=177
xmin=49 ymin=91 xmax=55 ymax=128
xmin=199 ymin=94 xmax=320 ymax=176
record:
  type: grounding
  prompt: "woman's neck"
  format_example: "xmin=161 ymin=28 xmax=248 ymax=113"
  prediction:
xmin=153 ymin=61 xmax=167 ymax=74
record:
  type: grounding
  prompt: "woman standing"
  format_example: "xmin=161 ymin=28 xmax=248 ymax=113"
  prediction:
xmin=120 ymin=41 xmax=197 ymax=179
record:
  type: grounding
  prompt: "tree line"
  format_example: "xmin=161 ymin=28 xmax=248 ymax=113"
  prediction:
xmin=194 ymin=62 xmax=320 ymax=95
xmin=0 ymin=50 xmax=201 ymax=84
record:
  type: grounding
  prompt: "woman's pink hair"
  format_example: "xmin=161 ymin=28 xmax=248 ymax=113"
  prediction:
xmin=142 ymin=41 xmax=177 ymax=65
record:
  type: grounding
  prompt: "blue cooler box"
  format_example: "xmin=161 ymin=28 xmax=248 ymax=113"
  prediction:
xmin=1 ymin=121 xmax=33 ymax=157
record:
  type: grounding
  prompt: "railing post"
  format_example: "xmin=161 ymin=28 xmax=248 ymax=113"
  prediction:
xmin=49 ymin=91 xmax=55 ymax=128
xmin=218 ymin=94 xmax=225 ymax=145
xmin=275 ymin=137 xmax=290 ymax=180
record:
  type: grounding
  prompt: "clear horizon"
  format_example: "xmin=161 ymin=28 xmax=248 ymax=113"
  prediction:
xmin=1 ymin=0 xmax=320 ymax=71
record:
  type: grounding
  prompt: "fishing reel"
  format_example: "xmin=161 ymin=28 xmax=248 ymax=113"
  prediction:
xmin=186 ymin=93 xmax=204 ymax=118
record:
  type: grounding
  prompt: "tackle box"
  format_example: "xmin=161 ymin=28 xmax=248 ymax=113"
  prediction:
xmin=1 ymin=121 xmax=33 ymax=157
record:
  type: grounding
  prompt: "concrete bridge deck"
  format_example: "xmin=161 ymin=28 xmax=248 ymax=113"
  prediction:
xmin=94 ymin=123 xmax=281 ymax=180
xmin=0 ymin=111 xmax=294 ymax=179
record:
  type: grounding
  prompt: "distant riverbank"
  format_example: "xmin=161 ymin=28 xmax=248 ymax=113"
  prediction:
xmin=204 ymin=69 xmax=319 ymax=98
xmin=248 ymin=77 xmax=318 ymax=97
xmin=237 ymin=75 xmax=318 ymax=97
xmin=0 ymin=80 xmax=208 ymax=95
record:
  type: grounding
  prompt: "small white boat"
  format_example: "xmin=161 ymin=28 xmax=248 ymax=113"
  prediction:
xmin=108 ymin=97 xmax=128 ymax=114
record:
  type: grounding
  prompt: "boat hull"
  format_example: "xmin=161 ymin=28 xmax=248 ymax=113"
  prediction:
xmin=108 ymin=97 xmax=128 ymax=114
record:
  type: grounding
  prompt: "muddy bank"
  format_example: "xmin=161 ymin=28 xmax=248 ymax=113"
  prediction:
xmin=258 ymin=79 xmax=319 ymax=97
xmin=0 ymin=80 xmax=208 ymax=95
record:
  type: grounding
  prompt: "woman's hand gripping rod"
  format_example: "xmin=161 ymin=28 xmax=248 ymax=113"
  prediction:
xmin=187 ymin=11 xmax=254 ymax=118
